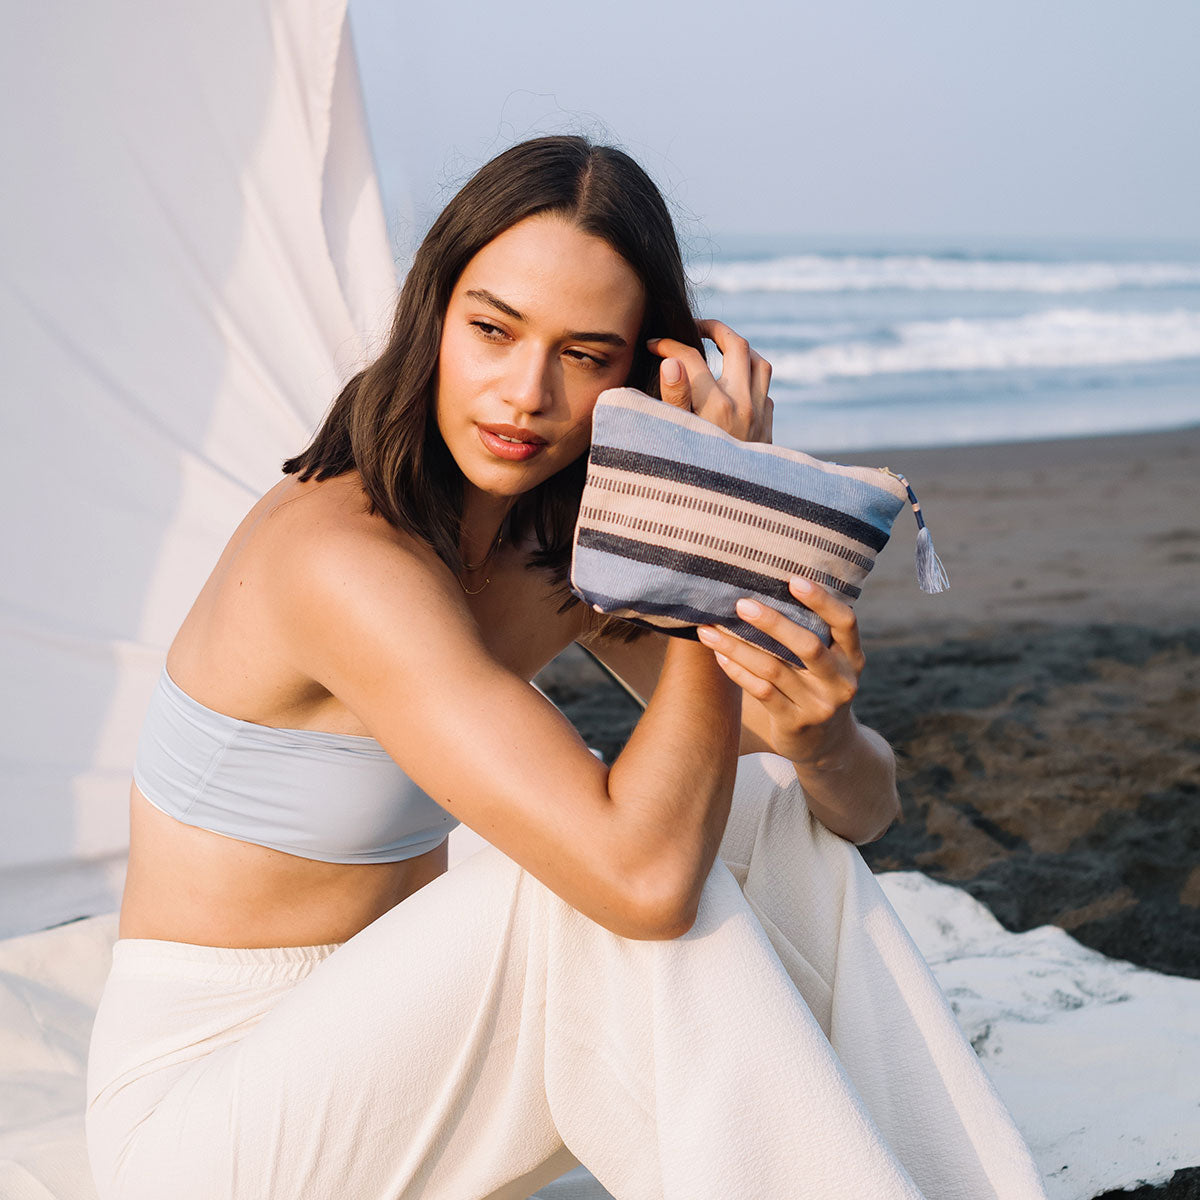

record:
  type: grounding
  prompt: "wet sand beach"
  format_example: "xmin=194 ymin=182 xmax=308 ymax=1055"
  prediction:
xmin=535 ymin=422 xmax=1200 ymax=1199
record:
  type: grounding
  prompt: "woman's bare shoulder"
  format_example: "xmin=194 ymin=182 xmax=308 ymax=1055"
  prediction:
xmin=256 ymin=473 xmax=450 ymax=600
xmin=256 ymin=473 xmax=480 ymax=673
xmin=164 ymin=472 xmax=447 ymax=722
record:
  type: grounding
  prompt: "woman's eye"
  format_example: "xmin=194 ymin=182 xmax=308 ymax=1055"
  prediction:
xmin=470 ymin=321 xmax=606 ymax=368
xmin=471 ymin=320 xmax=507 ymax=340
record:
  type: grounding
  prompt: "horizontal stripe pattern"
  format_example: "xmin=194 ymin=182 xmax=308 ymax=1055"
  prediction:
xmin=577 ymin=521 xmax=861 ymax=600
xmin=593 ymin=390 xmax=908 ymax=532
xmin=571 ymin=387 xmax=911 ymax=665
xmin=585 ymin=471 xmax=878 ymax=574
xmin=578 ymin=573 xmax=832 ymax=669
xmin=589 ymin=445 xmax=889 ymax=551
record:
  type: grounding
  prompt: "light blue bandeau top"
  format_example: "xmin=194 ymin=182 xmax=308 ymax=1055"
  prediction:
xmin=132 ymin=667 xmax=459 ymax=863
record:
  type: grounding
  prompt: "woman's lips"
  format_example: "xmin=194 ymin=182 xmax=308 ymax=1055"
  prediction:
xmin=477 ymin=424 xmax=548 ymax=462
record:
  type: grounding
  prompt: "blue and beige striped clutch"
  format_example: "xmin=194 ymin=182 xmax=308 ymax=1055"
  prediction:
xmin=570 ymin=387 xmax=947 ymax=666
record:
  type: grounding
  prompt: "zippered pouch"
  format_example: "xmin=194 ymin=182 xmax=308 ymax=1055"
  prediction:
xmin=570 ymin=387 xmax=948 ymax=666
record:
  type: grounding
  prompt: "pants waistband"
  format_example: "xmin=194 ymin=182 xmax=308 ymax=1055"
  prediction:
xmin=110 ymin=936 xmax=345 ymax=982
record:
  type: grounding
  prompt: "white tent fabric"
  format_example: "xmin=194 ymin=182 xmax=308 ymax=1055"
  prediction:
xmin=0 ymin=0 xmax=398 ymax=938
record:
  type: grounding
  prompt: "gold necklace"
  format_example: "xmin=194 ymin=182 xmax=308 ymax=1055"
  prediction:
xmin=458 ymin=532 xmax=503 ymax=595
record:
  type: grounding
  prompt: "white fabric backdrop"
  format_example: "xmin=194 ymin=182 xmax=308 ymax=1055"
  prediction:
xmin=0 ymin=0 xmax=399 ymax=938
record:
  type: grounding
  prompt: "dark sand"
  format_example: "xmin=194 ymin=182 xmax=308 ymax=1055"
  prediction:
xmin=535 ymin=423 xmax=1200 ymax=1200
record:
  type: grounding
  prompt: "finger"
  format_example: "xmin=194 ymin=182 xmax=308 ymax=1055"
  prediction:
xmin=697 ymin=616 xmax=837 ymax=709
xmin=695 ymin=319 xmax=753 ymax=408
xmin=700 ymin=624 xmax=849 ymax=728
xmin=646 ymin=337 xmax=719 ymax=411
xmin=658 ymin=356 xmax=692 ymax=411
xmin=787 ymin=578 xmax=865 ymax=674
xmin=749 ymin=350 xmax=774 ymax=441
xmin=645 ymin=336 xmax=710 ymax=376
xmin=727 ymin=597 xmax=850 ymax=686
xmin=750 ymin=348 xmax=773 ymax=400
xmin=700 ymin=614 xmax=811 ymax=691
xmin=705 ymin=642 xmax=788 ymax=709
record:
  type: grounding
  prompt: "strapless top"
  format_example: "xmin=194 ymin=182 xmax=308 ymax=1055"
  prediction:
xmin=132 ymin=667 xmax=459 ymax=863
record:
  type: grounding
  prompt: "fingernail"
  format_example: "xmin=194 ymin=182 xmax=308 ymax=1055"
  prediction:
xmin=662 ymin=358 xmax=682 ymax=384
xmin=696 ymin=626 xmax=719 ymax=644
xmin=715 ymin=652 xmax=731 ymax=666
xmin=736 ymin=598 xmax=761 ymax=619
xmin=790 ymin=577 xmax=812 ymax=593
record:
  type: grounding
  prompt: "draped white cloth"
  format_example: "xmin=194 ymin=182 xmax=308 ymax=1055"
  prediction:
xmin=0 ymin=0 xmax=398 ymax=938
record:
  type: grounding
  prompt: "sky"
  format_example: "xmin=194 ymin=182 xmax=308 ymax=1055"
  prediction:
xmin=349 ymin=0 xmax=1200 ymax=254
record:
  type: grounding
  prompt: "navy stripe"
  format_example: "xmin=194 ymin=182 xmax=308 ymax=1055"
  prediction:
xmin=574 ymin=592 xmax=831 ymax=669
xmin=575 ymin=529 xmax=861 ymax=602
xmin=588 ymin=445 xmax=890 ymax=552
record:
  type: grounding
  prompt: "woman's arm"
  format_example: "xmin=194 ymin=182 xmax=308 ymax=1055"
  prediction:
xmin=580 ymin=578 xmax=900 ymax=846
xmin=270 ymin=518 xmax=742 ymax=942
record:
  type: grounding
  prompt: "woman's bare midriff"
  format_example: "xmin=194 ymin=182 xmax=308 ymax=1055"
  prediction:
xmin=120 ymin=783 xmax=450 ymax=947
xmin=117 ymin=471 xmax=586 ymax=949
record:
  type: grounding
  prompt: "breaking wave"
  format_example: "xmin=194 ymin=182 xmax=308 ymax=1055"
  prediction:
xmin=769 ymin=308 xmax=1200 ymax=384
xmin=704 ymin=254 xmax=1200 ymax=294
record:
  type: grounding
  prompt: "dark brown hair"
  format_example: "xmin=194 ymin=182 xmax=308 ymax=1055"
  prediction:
xmin=283 ymin=135 xmax=702 ymax=627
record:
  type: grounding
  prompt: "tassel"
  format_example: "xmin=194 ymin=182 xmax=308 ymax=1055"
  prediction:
xmin=915 ymin=524 xmax=950 ymax=593
xmin=880 ymin=468 xmax=950 ymax=593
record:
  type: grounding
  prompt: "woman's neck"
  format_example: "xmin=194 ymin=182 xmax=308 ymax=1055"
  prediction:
xmin=459 ymin=489 xmax=515 ymax=566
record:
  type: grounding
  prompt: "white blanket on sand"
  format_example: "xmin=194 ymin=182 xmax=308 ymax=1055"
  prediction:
xmin=2 ymin=831 xmax=1196 ymax=1200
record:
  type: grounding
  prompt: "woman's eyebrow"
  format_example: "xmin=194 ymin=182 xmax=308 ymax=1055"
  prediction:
xmin=465 ymin=288 xmax=627 ymax=348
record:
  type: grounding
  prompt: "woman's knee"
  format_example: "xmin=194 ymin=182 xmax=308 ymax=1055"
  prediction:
xmin=719 ymin=753 xmax=808 ymax=878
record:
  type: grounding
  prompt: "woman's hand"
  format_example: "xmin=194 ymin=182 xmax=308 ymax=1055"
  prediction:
xmin=694 ymin=576 xmax=864 ymax=768
xmin=647 ymin=319 xmax=773 ymax=443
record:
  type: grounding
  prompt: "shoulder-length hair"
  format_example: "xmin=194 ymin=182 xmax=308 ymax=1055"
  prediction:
xmin=283 ymin=134 xmax=702 ymax=626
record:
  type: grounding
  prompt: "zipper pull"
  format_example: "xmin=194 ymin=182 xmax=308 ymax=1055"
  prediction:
xmin=878 ymin=468 xmax=950 ymax=594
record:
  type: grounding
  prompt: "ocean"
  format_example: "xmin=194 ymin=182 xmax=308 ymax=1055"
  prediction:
xmin=688 ymin=234 xmax=1200 ymax=453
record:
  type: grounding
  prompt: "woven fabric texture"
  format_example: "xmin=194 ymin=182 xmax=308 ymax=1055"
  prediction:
xmin=570 ymin=388 xmax=910 ymax=665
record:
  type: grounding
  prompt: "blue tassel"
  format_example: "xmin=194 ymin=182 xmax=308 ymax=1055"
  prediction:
xmin=880 ymin=468 xmax=950 ymax=594
xmin=915 ymin=524 xmax=950 ymax=594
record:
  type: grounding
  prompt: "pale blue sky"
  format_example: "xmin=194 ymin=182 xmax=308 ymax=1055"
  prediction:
xmin=349 ymin=0 xmax=1200 ymax=251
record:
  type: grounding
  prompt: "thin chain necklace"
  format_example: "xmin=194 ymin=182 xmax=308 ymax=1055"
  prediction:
xmin=458 ymin=530 xmax=503 ymax=595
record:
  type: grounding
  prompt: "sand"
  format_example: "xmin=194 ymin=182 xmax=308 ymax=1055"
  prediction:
xmin=535 ymin=422 xmax=1200 ymax=1200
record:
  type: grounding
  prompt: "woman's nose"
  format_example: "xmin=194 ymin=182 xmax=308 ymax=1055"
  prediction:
xmin=503 ymin=346 xmax=555 ymax=415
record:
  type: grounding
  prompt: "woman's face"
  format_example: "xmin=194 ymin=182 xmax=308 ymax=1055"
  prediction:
xmin=435 ymin=213 xmax=646 ymax=506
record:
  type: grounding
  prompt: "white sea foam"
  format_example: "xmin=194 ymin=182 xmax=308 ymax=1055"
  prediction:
xmin=703 ymin=254 xmax=1200 ymax=294
xmin=770 ymin=308 xmax=1200 ymax=384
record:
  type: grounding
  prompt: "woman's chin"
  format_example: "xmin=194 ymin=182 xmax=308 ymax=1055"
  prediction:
xmin=458 ymin=463 xmax=550 ymax=503
xmin=458 ymin=447 xmax=580 ymax=500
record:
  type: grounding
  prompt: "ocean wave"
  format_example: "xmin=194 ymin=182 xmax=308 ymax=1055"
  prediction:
xmin=769 ymin=308 xmax=1200 ymax=384
xmin=702 ymin=254 xmax=1200 ymax=294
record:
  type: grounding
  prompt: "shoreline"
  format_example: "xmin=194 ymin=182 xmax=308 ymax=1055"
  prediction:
xmin=824 ymin=421 xmax=1200 ymax=642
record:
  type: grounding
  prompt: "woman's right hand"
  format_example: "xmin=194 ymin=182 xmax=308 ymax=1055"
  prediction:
xmin=646 ymin=318 xmax=773 ymax=443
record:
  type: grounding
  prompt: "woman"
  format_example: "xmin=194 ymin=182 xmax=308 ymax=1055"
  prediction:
xmin=85 ymin=135 xmax=1047 ymax=1199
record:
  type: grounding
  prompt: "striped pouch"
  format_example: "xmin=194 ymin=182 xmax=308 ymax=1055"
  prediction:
xmin=570 ymin=387 xmax=948 ymax=667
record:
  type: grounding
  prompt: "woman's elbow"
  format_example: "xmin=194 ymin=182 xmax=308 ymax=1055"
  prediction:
xmin=616 ymin=865 xmax=700 ymax=941
xmin=634 ymin=895 xmax=698 ymax=941
xmin=853 ymin=788 xmax=902 ymax=846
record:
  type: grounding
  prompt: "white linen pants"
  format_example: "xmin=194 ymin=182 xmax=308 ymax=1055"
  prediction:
xmin=85 ymin=753 xmax=1048 ymax=1200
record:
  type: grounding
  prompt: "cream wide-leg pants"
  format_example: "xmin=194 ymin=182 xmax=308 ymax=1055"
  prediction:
xmin=85 ymin=753 xmax=1048 ymax=1200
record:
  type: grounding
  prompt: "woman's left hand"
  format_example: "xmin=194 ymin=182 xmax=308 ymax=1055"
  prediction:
xmin=695 ymin=577 xmax=865 ymax=767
